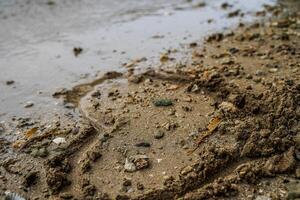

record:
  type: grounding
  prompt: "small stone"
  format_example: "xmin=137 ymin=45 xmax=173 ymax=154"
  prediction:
xmin=86 ymin=150 xmax=102 ymax=162
xmin=255 ymin=70 xmax=264 ymax=76
xmin=99 ymin=133 xmax=112 ymax=143
xmin=137 ymin=183 xmax=144 ymax=190
xmin=31 ymin=148 xmax=48 ymax=158
xmin=73 ymin=47 xmax=83 ymax=57
xmin=53 ymin=137 xmax=66 ymax=145
xmin=131 ymin=155 xmax=150 ymax=170
xmin=245 ymin=74 xmax=253 ymax=79
xmin=135 ymin=142 xmax=151 ymax=147
xmin=153 ymin=99 xmax=173 ymax=107
xmin=91 ymin=90 xmax=101 ymax=98
xmin=255 ymin=195 xmax=271 ymax=200
xmin=3 ymin=192 xmax=25 ymax=200
xmin=182 ymin=96 xmax=192 ymax=102
xmin=47 ymin=0 xmax=55 ymax=5
xmin=122 ymin=179 xmax=132 ymax=187
xmin=64 ymin=103 xmax=75 ymax=109
xmin=124 ymin=158 xmax=136 ymax=172
xmin=253 ymin=77 xmax=262 ymax=83
xmin=189 ymin=42 xmax=198 ymax=48
xmin=218 ymin=102 xmax=237 ymax=113
xmin=6 ymin=80 xmax=15 ymax=85
xmin=38 ymin=147 xmax=48 ymax=158
xmin=81 ymin=160 xmax=91 ymax=173
xmin=154 ymin=131 xmax=164 ymax=139
xmin=181 ymin=166 xmax=193 ymax=175
xmin=59 ymin=193 xmax=73 ymax=199
xmin=24 ymin=101 xmax=34 ymax=108
xmin=269 ymin=68 xmax=278 ymax=73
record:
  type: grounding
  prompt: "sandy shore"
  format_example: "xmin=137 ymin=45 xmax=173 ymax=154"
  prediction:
xmin=0 ymin=1 xmax=300 ymax=200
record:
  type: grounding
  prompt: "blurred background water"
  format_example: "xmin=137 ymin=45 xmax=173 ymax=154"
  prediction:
xmin=0 ymin=0 xmax=276 ymax=120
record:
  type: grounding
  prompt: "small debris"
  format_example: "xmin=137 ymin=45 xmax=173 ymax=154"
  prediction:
xmin=137 ymin=183 xmax=144 ymax=190
xmin=31 ymin=147 xmax=48 ymax=158
xmin=268 ymin=68 xmax=278 ymax=73
xmin=124 ymin=155 xmax=150 ymax=172
xmin=195 ymin=2 xmax=206 ymax=8
xmin=24 ymin=101 xmax=34 ymax=108
xmin=190 ymin=117 xmax=221 ymax=153
xmin=154 ymin=130 xmax=164 ymax=139
xmin=53 ymin=137 xmax=66 ymax=145
xmin=160 ymin=53 xmax=170 ymax=62
xmin=47 ymin=0 xmax=55 ymax=5
xmin=124 ymin=158 xmax=137 ymax=172
xmin=166 ymin=84 xmax=180 ymax=91
xmin=73 ymin=47 xmax=83 ymax=57
xmin=6 ymin=80 xmax=14 ymax=85
xmin=189 ymin=42 xmax=198 ymax=48
xmin=228 ymin=9 xmax=241 ymax=18
xmin=218 ymin=102 xmax=237 ymax=113
xmin=135 ymin=141 xmax=151 ymax=147
xmin=59 ymin=193 xmax=73 ymax=199
xmin=24 ymin=127 xmax=38 ymax=139
xmin=153 ymin=99 xmax=173 ymax=107
xmin=255 ymin=196 xmax=271 ymax=200
xmin=86 ymin=150 xmax=102 ymax=162
xmin=4 ymin=191 xmax=25 ymax=200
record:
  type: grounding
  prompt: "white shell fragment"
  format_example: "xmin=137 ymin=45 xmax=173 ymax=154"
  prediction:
xmin=52 ymin=137 xmax=66 ymax=145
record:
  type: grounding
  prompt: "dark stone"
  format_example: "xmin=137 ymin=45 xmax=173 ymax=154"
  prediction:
xmin=135 ymin=142 xmax=151 ymax=147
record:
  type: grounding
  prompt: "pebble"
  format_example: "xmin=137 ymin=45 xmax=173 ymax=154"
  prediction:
xmin=4 ymin=191 xmax=25 ymax=200
xmin=269 ymin=68 xmax=278 ymax=73
xmin=245 ymin=74 xmax=253 ymax=79
xmin=153 ymin=99 xmax=173 ymax=107
xmin=253 ymin=77 xmax=262 ymax=83
xmin=255 ymin=195 xmax=271 ymax=200
xmin=122 ymin=179 xmax=132 ymax=187
xmin=24 ymin=101 xmax=34 ymax=108
xmin=52 ymin=137 xmax=66 ymax=145
xmin=124 ymin=155 xmax=150 ymax=172
xmin=6 ymin=80 xmax=15 ymax=85
xmin=137 ymin=183 xmax=144 ymax=190
xmin=31 ymin=147 xmax=48 ymax=158
xmin=124 ymin=158 xmax=136 ymax=172
xmin=135 ymin=141 xmax=151 ymax=147
xmin=99 ymin=133 xmax=112 ymax=142
xmin=181 ymin=166 xmax=193 ymax=175
xmin=218 ymin=101 xmax=237 ymax=113
xmin=64 ymin=103 xmax=75 ymax=109
xmin=255 ymin=70 xmax=264 ymax=76
xmin=154 ymin=131 xmax=164 ymax=139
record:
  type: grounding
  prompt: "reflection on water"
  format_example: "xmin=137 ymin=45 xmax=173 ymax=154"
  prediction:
xmin=0 ymin=0 xmax=276 ymax=119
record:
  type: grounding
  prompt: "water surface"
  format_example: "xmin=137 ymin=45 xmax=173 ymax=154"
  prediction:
xmin=0 ymin=0 xmax=275 ymax=120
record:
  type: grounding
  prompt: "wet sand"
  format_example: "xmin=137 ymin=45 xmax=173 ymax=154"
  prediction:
xmin=0 ymin=0 xmax=300 ymax=200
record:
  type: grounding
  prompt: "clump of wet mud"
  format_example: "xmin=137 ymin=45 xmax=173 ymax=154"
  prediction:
xmin=1 ymin=2 xmax=300 ymax=200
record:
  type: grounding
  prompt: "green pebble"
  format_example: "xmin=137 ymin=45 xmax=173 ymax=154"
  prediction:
xmin=153 ymin=99 xmax=173 ymax=107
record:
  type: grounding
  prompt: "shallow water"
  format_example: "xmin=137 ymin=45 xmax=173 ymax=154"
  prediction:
xmin=0 ymin=0 xmax=275 ymax=120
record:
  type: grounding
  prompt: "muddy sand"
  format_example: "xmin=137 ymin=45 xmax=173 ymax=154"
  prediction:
xmin=0 ymin=2 xmax=300 ymax=200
